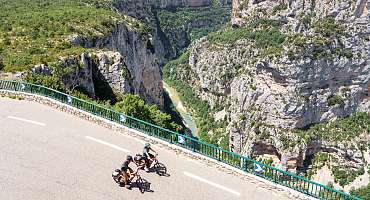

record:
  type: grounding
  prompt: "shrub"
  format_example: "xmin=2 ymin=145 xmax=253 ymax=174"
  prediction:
xmin=351 ymin=184 xmax=370 ymax=199
xmin=272 ymin=3 xmax=288 ymax=14
xmin=327 ymin=95 xmax=345 ymax=106
xmin=332 ymin=166 xmax=365 ymax=186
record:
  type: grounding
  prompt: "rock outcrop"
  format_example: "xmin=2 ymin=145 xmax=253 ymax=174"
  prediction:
xmin=112 ymin=0 xmax=232 ymax=65
xmin=69 ymin=22 xmax=164 ymax=107
xmin=166 ymin=0 xmax=370 ymax=179
xmin=31 ymin=51 xmax=132 ymax=100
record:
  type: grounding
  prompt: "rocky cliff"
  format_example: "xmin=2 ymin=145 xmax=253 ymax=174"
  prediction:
xmin=31 ymin=51 xmax=133 ymax=100
xmin=165 ymin=0 xmax=370 ymax=188
xmin=112 ymin=0 xmax=232 ymax=65
xmin=64 ymin=21 xmax=164 ymax=106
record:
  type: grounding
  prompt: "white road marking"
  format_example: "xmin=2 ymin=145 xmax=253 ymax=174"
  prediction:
xmin=7 ymin=116 xmax=46 ymax=126
xmin=183 ymin=171 xmax=241 ymax=196
xmin=85 ymin=136 xmax=130 ymax=153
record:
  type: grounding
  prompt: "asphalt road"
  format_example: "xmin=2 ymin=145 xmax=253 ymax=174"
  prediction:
xmin=0 ymin=98 xmax=293 ymax=200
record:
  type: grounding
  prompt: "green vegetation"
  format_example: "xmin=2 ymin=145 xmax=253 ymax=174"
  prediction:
xmin=207 ymin=19 xmax=285 ymax=58
xmin=287 ymin=16 xmax=351 ymax=60
xmin=113 ymin=95 xmax=182 ymax=132
xmin=163 ymin=51 xmax=229 ymax=149
xmin=306 ymin=152 xmax=365 ymax=187
xmin=25 ymin=61 xmax=182 ymax=132
xmin=24 ymin=61 xmax=79 ymax=92
xmin=332 ymin=166 xmax=365 ymax=187
xmin=157 ymin=6 xmax=230 ymax=30
xmin=295 ymin=112 xmax=370 ymax=144
xmin=351 ymin=184 xmax=370 ymax=200
xmin=73 ymin=90 xmax=182 ymax=132
xmin=313 ymin=16 xmax=345 ymax=38
xmin=327 ymin=95 xmax=345 ymax=106
xmin=157 ymin=5 xmax=231 ymax=54
xmin=0 ymin=0 xmax=147 ymax=72
xmin=190 ymin=27 xmax=221 ymax=42
xmin=272 ymin=3 xmax=287 ymax=14
xmin=306 ymin=152 xmax=332 ymax=178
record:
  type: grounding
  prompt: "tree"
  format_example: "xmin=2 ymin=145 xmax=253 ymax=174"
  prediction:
xmin=113 ymin=94 xmax=182 ymax=132
xmin=114 ymin=94 xmax=151 ymax=121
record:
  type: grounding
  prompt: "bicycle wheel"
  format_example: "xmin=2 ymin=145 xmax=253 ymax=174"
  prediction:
xmin=154 ymin=163 xmax=167 ymax=176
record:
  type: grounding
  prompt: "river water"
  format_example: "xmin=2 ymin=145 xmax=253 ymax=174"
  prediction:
xmin=163 ymin=81 xmax=199 ymax=137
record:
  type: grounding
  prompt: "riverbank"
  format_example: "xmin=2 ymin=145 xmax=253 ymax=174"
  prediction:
xmin=163 ymin=81 xmax=199 ymax=137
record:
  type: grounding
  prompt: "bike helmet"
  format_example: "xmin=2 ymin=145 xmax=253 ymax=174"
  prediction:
xmin=126 ymin=155 xmax=133 ymax=161
xmin=134 ymin=154 xmax=142 ymax=161
xmin=145 ymin=143 xmax=151 ymax=147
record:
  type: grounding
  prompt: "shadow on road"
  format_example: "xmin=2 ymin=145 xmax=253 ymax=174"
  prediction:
xmin=131 ymin=178 xmax=154 ymax=193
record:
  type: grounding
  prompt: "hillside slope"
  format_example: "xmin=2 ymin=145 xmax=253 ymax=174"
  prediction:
xmin=164 ymin=0 xmax=370 ymax=191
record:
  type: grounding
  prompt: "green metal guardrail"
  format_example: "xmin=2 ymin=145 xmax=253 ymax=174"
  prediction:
xmin=0 ymin=80 xmax=361 ymax=200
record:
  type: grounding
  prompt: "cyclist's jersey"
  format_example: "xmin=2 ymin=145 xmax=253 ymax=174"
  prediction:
xmin=121 ymin=160 xmax=130 ymax=171
xmin=143 ymin=146 xmax=150 ymax=157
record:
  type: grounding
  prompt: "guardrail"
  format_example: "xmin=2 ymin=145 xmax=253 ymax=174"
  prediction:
xmin=0 ymin=80 xmax=361 ymax=200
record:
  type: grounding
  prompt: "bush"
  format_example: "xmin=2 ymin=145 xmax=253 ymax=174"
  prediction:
xmin=327 ymin=95 xmax=345 ymax=106
xmin=332 ymin=166 xmax=365 ymax=187
xmin=351 ymin=184 xmax=370 ymax=199
xmin=157 ymin=6 xmax=230 ymax=29
xmin=113 ymin=94 xmax=181 ymax=132
xmin=314 ymin=16 xmax=345 ymax=38
xmin=25 ymin=73 xmax=65 ymax=92
xmin=272 ymin=3 xmax=287 ymax=14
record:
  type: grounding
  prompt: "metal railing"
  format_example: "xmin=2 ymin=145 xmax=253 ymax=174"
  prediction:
xmin=0 ymin=80 xmax=361 ymax=200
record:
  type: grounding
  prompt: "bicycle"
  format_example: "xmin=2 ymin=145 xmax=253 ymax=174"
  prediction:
xmin=149 ymin=154 xmax=167 ymax=176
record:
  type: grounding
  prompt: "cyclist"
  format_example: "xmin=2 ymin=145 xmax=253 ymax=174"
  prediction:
xmin=143 ymin=143 xmax=157 ymax=172
xmin=121 ymin=155 xmax=135 ymax=189
xmin=133 ymin=153 xmax=146 ymax=169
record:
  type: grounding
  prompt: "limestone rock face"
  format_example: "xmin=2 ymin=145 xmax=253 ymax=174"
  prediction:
xmin=70 ymin=23 xmax=164 ymax=107
xmin=105 ymin=24 xmax=164 ymax=106
xmin=93 ymin=51 xmax=132 ymax=95
xmin=232 ymin=0 xmax=370 ymax=27
xmin=169 ymin=0 xmax=370 ymax=174
xmin=31 ymin=54 xmax=96 ymax=98
xmin=112 ymin=0 xmax=232 ymax=66
xmin=30 ymin=51 xmax=131 ymax=100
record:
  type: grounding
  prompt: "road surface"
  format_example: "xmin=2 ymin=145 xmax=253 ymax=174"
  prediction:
xmin=0 ymin=98 xmax=293 ymax=200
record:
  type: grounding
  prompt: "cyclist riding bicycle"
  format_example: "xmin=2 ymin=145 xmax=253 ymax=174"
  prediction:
xmin=121 ymin=155 xmax=135 ymax=189
xmin=143 ymin=143 xmax=157 ymax=172
xmin=133 ymin=153 xmax=146 ymax=169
